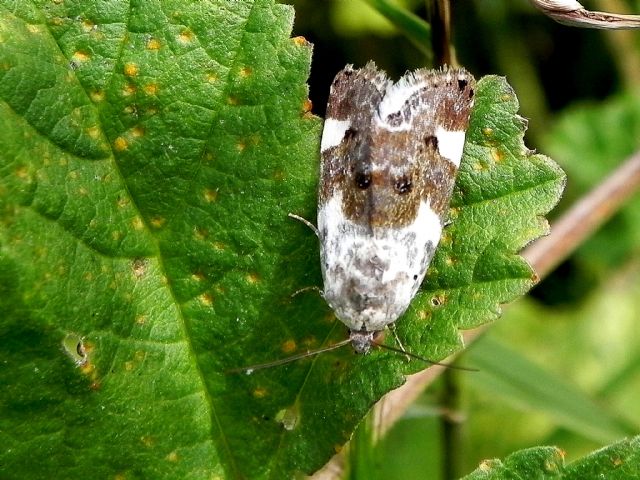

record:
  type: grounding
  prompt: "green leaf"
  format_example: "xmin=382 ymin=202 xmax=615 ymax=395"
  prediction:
xmin=363 ymin=0 xmax=433 ymax=58
xmin=542 ymin=93 xmax=640 ymax=274
xmin=462 ymin=436 xmax=640 ymax=479
xmin=461 ymin=445 xmax=566 ymax=479
xmin=466 ymin=336 xmax=636 ymax=443
xmin=0 ymin=2 xmax=564 ymax=479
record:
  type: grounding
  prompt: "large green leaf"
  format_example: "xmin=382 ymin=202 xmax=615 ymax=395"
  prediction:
xmin=0 ymin=1 xmax=564 ymax=478
xmin=462 ymin=436 xmax=640 ymax=479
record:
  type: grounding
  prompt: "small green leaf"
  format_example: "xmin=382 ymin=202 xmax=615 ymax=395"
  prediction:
xmin=462 ymin=436 xmax=640 ymax=479
xmin=461 ymin=445 xmax=566 ymax=479
xmin=0 ymin=1 xmax=565 ymax=479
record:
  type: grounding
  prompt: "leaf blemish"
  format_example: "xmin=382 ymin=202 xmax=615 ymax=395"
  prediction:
xmin=203 ymin=188 xmax=218 ymax=203
xmin=71 ymin=51 xmax=90 ymax=63
xmin=132 ymin=258 xmax=148 ymax=278
xmin=178 ymin=29 xmax=194 ymax=44
xmin=246 ymin=272 xmax=260 ymax=284
xmin=62 ymin=333 xmax=88 ymax=366
xmin=491 ymin=148 xmax=504 ymax=162
xmin=275 ymin=406 xmax=299 ymax=431
xmin=430 ymin=294 xmax=446 ymax=307
xmin=146 ymin=37 xmax=161 ymax=50
xmin=253 ymin=387 xmax=267 ymax=399
xmin=124 ymin=62 xmax=139 ymax=77
xmin=239 ymin=66 xmax=252 ymax=78
xmin=281 ymin=339 xmax=296 ymax=354
xmin=143 ymin=83 xmax=158 ymax=96
xmin=113 ymin=136 xmax=128 ymax=151
xmin=198 ymin=293 xmax=214 ymax=306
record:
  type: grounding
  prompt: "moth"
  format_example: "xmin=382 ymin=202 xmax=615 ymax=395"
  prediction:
xmin=317 ymin=62 xmax=475 ymax=354
xmin=233 ymin=63 xmax=475 ymax=373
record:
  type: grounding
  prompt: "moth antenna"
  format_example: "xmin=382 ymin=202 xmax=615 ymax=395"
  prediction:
xmin=373 ymin=342 xmax=478 ymax=372
xmin=227 ymin=338 xmax=352 ymax=374
xmin=288 ymin=212 xmax=320 ymax=237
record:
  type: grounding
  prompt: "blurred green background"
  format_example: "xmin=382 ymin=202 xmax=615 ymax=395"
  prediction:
xmin=289 ymin=0 xmax=640 ymax=478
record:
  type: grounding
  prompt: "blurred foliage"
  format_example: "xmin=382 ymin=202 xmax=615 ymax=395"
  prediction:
xmin=290 ymin=0 xmax=640 ymax=478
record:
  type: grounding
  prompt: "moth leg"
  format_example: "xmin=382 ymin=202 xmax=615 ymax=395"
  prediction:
xmin=288 ymin=212 xmax=319 ymax=237
xmin=388 ymin=324 xmax=411 ymax=362
xmin=291 ymin=285 xmax=324 ymax=299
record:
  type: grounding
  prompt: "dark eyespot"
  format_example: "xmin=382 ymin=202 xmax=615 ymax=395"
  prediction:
xmin=355 ymin=172 xmax=372 ymax=190
xmin=458 ymin=78 xmax=468 ymax=90
xmin=468 ymin=88 xmax=474 ymax=99
xmin=413 ymin=274 xmax=418 ymax=280
xmin=424 ymin=135 xmax=438 ymax=150
xmin=394 ymin=177 xmax=412 ymax=194
xmin=344 ymin=128 xmax=357 ymax=141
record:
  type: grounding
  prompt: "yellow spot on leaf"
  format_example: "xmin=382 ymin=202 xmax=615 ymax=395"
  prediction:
xmin=122 ymin=83 xmax=136 ymax=96
xmin=82 ymin=19 xmax=95 ymax=31
xmin=83 ymin=272 xmax=94 ymax=282
xmin=239 ymin=66 xmax=252 ymax=77
xmin=140 ymin=435 xmax=154 ymax=447
xmin=199 ymin=293 xmax=213 ymax=306
xmin=131 ymin=216 xmax=144 ymax=230
xmin=124 ymin=62 xmax=139 ymax=77
xmin=135 ymin=314 xmax=147 ymax=325
xmin=303 ymin=98 xmax=313 ymax=113
xmin=246 ymin=272 xmax=259 ymax=284
xmin=482 ymin=127 xmax=493 ymax=137
xmin=150 ymin=217 xmax=166 ymax=228
xmin=206 ymin=72 xmax=218 ymax=83
xmin=491 ymin=148 xmax=504 ymax=162
xmin=212 ymin=241 xmax=225 ymax=251
xmin=253 ymin=387 xmax=267 ymax=398
xmin=281 ymin=340 xmax=296 ymax=354
xmin=27 ymin=24 xmax=43 ymax=34
xmin=292 ymin=36 xmax=309 ymax=47
xmin=166 ymin=451 xmax=179 ymax=462
xmin=72 ymin=51 xmax=90 ymax=63
xmin=236 ymin=141 xmax=246 ymax=152
xmin=143 ymin=83 xmax=158 ymax=96
xmin=15 ymin=165 xmax=31 ymax=180
xmin=193 ymin=227 xmax=207 ymax=240
xmin=114 ymin=137 xmax=128 ymax=151
xmin=191 ymin=271 xmax=205 ymax=282
xmin=124 ymin=361 xmax=135 ymax=371
xmin=132 ymin=125 xmax=144 ymax=137
xmin=86 ymin=125 xmax=101 ymax=139
xmin=146 ymin=37 xmax=161 ymax=50
xmin=227 ymin=96 xmax=239 ymax=105
xmin=203 ymin=188 xmax=218 ymax=203
xmin=178 ymin=29 xmax=194 ymax=44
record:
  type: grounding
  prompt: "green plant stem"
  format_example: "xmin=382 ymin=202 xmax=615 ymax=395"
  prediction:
xmin=426 ymin=0 xmax=452 ymax=66
xmin=440 ymin=368 xmax=463 ymax=480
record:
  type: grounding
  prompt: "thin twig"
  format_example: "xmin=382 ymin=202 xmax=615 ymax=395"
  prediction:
xmin=529 ymin=0 xmax=640 ymax=29
xmin=311 ymin=149 xmax=640 ymax=479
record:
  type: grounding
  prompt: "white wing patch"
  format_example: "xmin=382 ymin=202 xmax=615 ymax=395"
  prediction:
xmin=318 ymin=193 xmax=443 ymax=332
xmin=435 ymin=127 xmax=466 ymax=167
xmin=321 ymin=118 xmax=351 ymax=152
